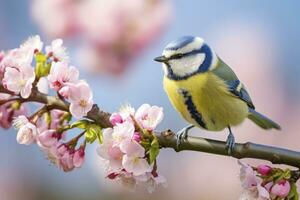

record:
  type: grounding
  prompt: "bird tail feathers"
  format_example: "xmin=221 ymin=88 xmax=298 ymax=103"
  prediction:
xmin=248 ymin=108 xmax=281 ymax=130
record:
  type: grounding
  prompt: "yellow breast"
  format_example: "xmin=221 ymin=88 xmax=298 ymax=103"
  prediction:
xmin=163 ymin=72 xmax=249 ymax=131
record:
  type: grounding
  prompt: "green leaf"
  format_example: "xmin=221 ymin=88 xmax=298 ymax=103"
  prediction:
xmin=35 ymin=53 xmax=47 ymax=63
xmin=85 ymin=124 xmax=102 ymax=144
xmin=149 ymin=137 xmax=160 ymax=164
xmin=35 ymin=54 xmax=50 ymax=78
xmin=288 ymin=183 xmax=299 ymax=200
xmin=283 ymin=169 xmax=291 ymax=179
xmin=70 ymin=120 xmax=90 ymax=129
xmin=44 ymin=112 xmax=52 ymax=127
xmin=140 ymin=140 xmax=151 ymax=149
xmin=63 ymin=113 xmax=72 ymax=122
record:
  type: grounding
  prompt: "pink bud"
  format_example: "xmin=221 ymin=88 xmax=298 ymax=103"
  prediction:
xmin=60 ymin=150 xmax=75 ymax=172
xmin=73 ymin=147 xmax=85 ymax=168
xmin=257 ymin=164 xmax=272 ymax=176
xmin=271 ymin=180 xmax=291 ymax=198
xmin=38 ymin=130 xmax=58 ymax=148
xmin=132 ymin=132 xmax=142 ymax=142
xmin=109 ymin=113 xmax=123 ymax=126
xmin=57 ymin=144 xmax=68 ymax=156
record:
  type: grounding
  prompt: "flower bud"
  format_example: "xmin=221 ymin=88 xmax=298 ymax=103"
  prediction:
xmin=38 ymin=130 xmax=58 ymax=148
xmin=132 ymin=132 xmax=142 ymax=142
xmin=257 ymin=164 xmax=272 ymax=176
xmin=14 ymin=116 xmax=37 ymax=145
xmin=73 ymin=147 xmax=85 ymax=168
xmin=271 ymin=180 xmax=291 ymax=198
xmin=17 ymin=124 xmax=37 ymax=145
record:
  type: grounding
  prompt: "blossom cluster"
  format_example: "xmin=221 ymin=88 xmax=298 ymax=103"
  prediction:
xmin=31 ymin=0 xmax=172 ymax=75
xmin=0 ymin=35 xmax=93 ymax=119
xmin=0 ymin=35 xmax=95 ymax=171
xmin=97 ymin=104 xmax=166 ymax=193
xmin=0 ymin=35 xmax=168 ymax=192
xmin=239 ymin=161 xmax=298 ymax=200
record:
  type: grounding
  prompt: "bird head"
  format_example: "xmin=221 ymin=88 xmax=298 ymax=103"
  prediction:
xmin=154 ymin=36 xmax=218 ymax=80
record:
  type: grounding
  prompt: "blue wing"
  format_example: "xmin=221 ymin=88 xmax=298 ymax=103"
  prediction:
xmin=226 ymin=80 xmax=255 ymax=109
xmin=212 ymin=58 xmax=255 ymax=109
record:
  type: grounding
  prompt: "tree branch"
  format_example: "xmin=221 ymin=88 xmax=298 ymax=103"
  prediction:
xmin=1 ymin=85 xmax=300 ymax=168
xmin=157 ymin=130 xmax=300 ymax=168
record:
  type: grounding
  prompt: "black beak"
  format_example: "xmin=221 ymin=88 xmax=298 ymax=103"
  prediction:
xmin=154 ymin=56 xmax=168 ymax=63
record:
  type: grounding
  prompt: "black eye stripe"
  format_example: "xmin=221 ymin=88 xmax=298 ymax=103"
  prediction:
xmin=169 ymin=49 xmax=204 ymax=60
xmin=170 ymin=53 xmax=183 ymax=59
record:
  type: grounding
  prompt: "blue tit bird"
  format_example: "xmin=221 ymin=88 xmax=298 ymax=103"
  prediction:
xmin=154 ymin=36 xmax=281 ymax=154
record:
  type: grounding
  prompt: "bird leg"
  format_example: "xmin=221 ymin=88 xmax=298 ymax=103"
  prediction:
xmin=226 ymin=126 xmax=235 ymax=155
xmin=176 ymin=125 xmax=195 ymax=148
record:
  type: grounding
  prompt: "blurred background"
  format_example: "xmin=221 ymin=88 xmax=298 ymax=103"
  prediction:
xmin=1 ymin=0 xmax=300 ymax=199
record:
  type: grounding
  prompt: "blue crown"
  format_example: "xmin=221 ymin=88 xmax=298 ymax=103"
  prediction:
xmin=165 ymin=36 xmax=195 ymax=50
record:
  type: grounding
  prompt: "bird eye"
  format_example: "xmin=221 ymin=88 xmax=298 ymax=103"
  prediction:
xmin=174 ymin=53 xmax=184 ymax=59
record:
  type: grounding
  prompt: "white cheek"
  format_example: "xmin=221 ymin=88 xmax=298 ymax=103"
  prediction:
xmin=168 ymin=53 xmax=206 ymax=77
xmin=209 ymin=51 xmax=218 ymax=71
xmin=162 ymin=63 xmax=168 ymax=75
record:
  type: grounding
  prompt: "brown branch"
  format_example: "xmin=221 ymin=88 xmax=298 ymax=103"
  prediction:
xmin=1 ymin=85 xmax=300 ymax=168
xmin=157 ymin=130 xmax=300 ymax=168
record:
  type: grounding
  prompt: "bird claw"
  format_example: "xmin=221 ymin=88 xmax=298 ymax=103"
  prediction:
xmin=176 ymin=125 xmax=194 ymax=148
xmin=226 ymin=132 xmax=235 ymax=155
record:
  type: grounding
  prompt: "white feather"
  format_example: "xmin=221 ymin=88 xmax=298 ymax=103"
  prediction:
xmin=165 ymin=53 xmax=205 ymax=77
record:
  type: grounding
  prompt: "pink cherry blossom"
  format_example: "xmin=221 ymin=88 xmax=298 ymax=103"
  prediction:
xmin=136 ymin=172 xmax=167 ymax=193
xmin=3 ymin=65 xmax=35 ymax=98
xmin=36 ymin=77 xmax=49 ymax=94
xmin=109 ymin=113 xmax=123 ymax=126
xmin=112 ymin=120 xmax=135 ymax=146
xmin=68 ymin=82 xmax=93 ymax=118
xmin=97 ymin=128 xmax=124 ymax=171
xmin=73 ymin=147 xmax=85 ymax=168
xmin=271 ymin=180 xmax=291 ymax=198
xmin=37 ymin=130 xmax=59 ymax=148
xmin=46 ymin=39 xmax=69 ymax=62
xmin=121 ymin=140 xmax=151 ymax=176
xmin=47 ymin=61 xmax=79 ymax=91
xmin=44 ymin=143 xmax=81 ymax=172
xmin=238 ymin=161 xmax=270 ymax=200
xmin=13 ymin=115 xmax=37 ymax=145
xmin=118 ymin=104 xmax=135 ymax=122
xmin=20 ymin=35 xmax=43 ymax=54
xmin=135 ymin=103 xmax=163 ymax=130
xmin=0 ymin=39 xmax=37 ymax=75
xmin=257 ymin=165 xmax=272 ymax=176
xmin=58 ymin=85 xmax=71 ymax=99
xmin=116 ymin=171 xmax=137 ymax=190
xmin=239 ymin=161 xmax=260 ymax=189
